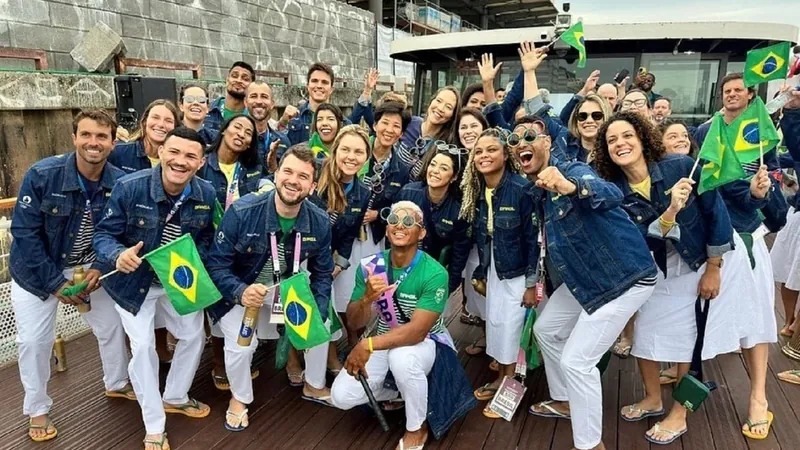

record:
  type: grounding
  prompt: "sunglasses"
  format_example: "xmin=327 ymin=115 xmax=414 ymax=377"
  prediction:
xmin=380 ymin=208 xmax=423 ymax=228
xmin=183 ymin=95 xmax=208 ymax=105
xmin=507 ymin=129 xmax=539 ymax=147
xmin=577 ymin=111 xmax=604 ymax=122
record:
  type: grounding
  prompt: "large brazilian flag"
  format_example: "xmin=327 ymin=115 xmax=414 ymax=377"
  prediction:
xmin=280 ymin=272 xmax=331 ymax=350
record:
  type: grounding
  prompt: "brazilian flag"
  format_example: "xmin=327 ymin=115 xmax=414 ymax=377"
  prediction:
xmin=143 ymin=234 xmax=222 ymax=315
xmin=725 ymin=97 xmax=781 ymax=164
xmin=698 ymin=113 xmax=746 ymax=194
xmin=559 ymin=22 xmax=586 ymax=68
xmin=308 ymin=132 xmax=330 ymax=160
xmin=281 ymin=272 xmax=331 ymax=350
xmin=213 ymin=199 xmax=224 ymax=229
xmin=744 ymin=42 xmax=790 ymax=87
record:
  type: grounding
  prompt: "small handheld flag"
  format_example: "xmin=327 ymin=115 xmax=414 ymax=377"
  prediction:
xmin=213 ymin=198 xmax=225 ymax=229
xmin=280 ymin=272 xmax=331 ymax=350
xmin=308 ymin=132 xmax=330 ymax=160
xmin=558 ymin=22 xmax=586 ymax=68
xmin=143 ymin=234 xmax=222 ymax=315
xmin=698 ymin=113 xmax=746 ymax=194
xmin=725 ymin=97 xmax=781 ymax=164
xmin=744 ymin=42 xmax=791 ymax=87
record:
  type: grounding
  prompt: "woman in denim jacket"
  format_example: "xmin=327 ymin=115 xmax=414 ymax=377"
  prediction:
xmin=595 ymin=112 xmax=758 ymax=445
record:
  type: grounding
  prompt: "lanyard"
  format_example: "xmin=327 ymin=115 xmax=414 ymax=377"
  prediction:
xmin=76 ymin=174 xmax=93 ymax=214
xmin=385 ymin=250 xmax=423 ymax=325
xmin=224 ymin=161 xmax=241 ymax=209
xmin=269 ymin=230 xmax=302 ymax=281
xmin=165 ymin=185 xmax=191 ymax=224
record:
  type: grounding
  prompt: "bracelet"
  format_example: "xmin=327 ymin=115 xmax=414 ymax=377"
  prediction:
xmin=368 ymin=337 xmax=374 ymax=353
xmin=659 ymin=216 xmax=676 ymax=228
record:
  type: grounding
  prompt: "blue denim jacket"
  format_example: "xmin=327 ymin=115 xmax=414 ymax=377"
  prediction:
xmin=202 ymin=97 xmax=247 ymax=133
xmin=205 ymin=190 xmax=334 ymax=322
xmin=612 ymin=154 xmax=734 ymax=272
xmin=719 ymin=149 xmax=786 ymax=233
xmin=196 ymin=152 xmax=265 ymax=207
xmin=286 ymin=99 xmax=371 ymax=145
xmin=9 ymin=153 xmax=124 ymax=299
xmin=256 ymin=125 xmax=291 ymax=170
xmin=480 ymin=70 xmax=524 ymax=130
xmin=471 ymin=169 xmax=538 ymax=285
xmin=93 ymin=167 xmax=217 ymax=315
xmin=365 ymin=149 xmax=413 ymax=245
xmin=530 ymin=159 xmax=657 ymax=314
xmin=197 ymin=127 xmax=219 ymax=147
xmin=396 ymin=182 xmax=472 ymax=294
xmin=108 ymin=140 xmax=151 ymax=175
xmin=307 ymin=180 xmax=370 ymax=269
xmin=528 ymin=98 xmax=592 ymax=164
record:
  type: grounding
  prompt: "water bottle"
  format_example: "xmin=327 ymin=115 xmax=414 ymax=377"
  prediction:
xmin=73 ymin=266 xmax=91 ymax=314
xmin=238 ymin=306 xmax=260 ymax=346
xmin=53 ymin=334 xmax=67 ymax=372
xmin=766 ymin=86 xmax=800 ymax=114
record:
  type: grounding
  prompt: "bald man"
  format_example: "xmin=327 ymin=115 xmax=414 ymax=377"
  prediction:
xmin=597 ymin=83 xmax=619 ymax=110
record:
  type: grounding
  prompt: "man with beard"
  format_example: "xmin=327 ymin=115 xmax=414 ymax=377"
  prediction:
xmin=206 ymin=145 xmax=335 ymax=431
xmin=244 ymin=81 xmax=291 ymax=171
xmin=204 ymin=61 xmax=255 ymax=132
xmin=653 ymin=97 xmax=672 ymax=124
xmin=633 ymin=71 xmax=661 ymax=106
xmin=94 ymin=127 xmax=217 ymax=450
xmin=10 ymin=110 xmax=133 ymax=443
xmin=694 ymin=73 xmax=754 ymax=145
xmin=179 ymin=84 xmax=218 ymax=146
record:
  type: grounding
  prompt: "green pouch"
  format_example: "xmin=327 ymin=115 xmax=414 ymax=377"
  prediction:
xmin=672 ymin=296 xmax=716 ymax=412
xmin=275 ymin=332 xmax=290 ymax=370
xmin=519 ymin=309 xmax=542 ymax=370
xmin=672 ymin=373 xmax=711 ymax=412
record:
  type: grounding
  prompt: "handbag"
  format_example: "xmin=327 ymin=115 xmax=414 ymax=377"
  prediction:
xmin=672 ymin=296 xmax=717 ymax=412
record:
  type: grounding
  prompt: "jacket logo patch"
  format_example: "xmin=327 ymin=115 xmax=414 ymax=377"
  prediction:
xmin=302 ymin=237 xmax=317 ymax=242
xmin=50 ymin=193 xmax=66 ymax=198
xmin=246 ymin=171 xmax=260 ymax=178
xmin=105 ymin=208 xmax=114 ymax=219
xmin=441 ymin=219 xmax=453 ymax=225
xmin=217 ymin=231 xmax=225 ymax=244
xmin=390 ymin=182 xmax=401 ymax=187
xmin=105 ymin=192 xmax=111 ymax=197
xmin=195 ymin=205 xmax=210 ymax=210
xmin=499 ymin=206 xmax=515 ymax=212
xmin=22 ymin=195 xmax=32 ymax=204
xmin=351 ymin=208 xmax=362 ymax=213
xmin=135 ymin=204 xmax=153 ymax=210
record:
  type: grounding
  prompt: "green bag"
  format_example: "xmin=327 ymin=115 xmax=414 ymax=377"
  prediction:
xmin=275 ymin=332 xmax=290 ymax=370
xmin=519 ymin=309 xmax=541 ymax=370
xmin=672 ymin=297 xmax=716 ymax=412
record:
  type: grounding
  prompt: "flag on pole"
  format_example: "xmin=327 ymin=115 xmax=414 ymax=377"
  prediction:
xmin=725 ymin=97 xmax=781 ymax=164
xmin=308 ymin=132 xmax=330 ymax=160
xmin=213 ymin=198 xmax=224 ymax=229
xmin=280 ymin=272 xmax=331 ymax=350
xmin=143 ymin=234 xmax=222 ymax=315
xmin=743 ymin=42 xmax=791 ymax=87
xmin=698 ymin=113 xmax=746 ymax=194
xmin=559 ymin=22 xmax=586 ymax=68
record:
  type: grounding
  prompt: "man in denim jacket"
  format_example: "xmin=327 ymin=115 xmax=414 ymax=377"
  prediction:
xmin=206 ymin=145 xmax=335 ymax=431
xmin=10 ymin=110 xmax=133 ymax=443
xmin=93 ymin=127 xmax=216 ymax=450
xmin=203 ymin=61 xmax=255 ymax=133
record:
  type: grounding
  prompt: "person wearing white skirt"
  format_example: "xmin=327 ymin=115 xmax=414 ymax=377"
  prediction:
xmin=771 ymin=207 xmax=800 ymax=335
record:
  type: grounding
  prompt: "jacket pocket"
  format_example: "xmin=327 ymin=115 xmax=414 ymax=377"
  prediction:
xmin=126 ymin=214 xmax=158 ymax=243
xmin=40 ymin=199 xmax=72 ymax=234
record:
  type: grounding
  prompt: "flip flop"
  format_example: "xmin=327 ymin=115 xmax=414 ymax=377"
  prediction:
xmin=302 ymin=394 xmax=334 ymax=407
xmin=659 ymin=369 xmax=678 ymax=385
xmin=621 ymin=403 xmax=666 ymax=422
xmin=612 ymin=341 xmax=632 ymax=359
xmin=474 ymin=383 xmax=498 ymax=401
xmin=460 ymin=312 xmax=482 ymax=326
xmin=465 ymin=338 xmax=487 ymax=356
xmin=287 ymin=370 xmax=305 ymax=387
xmin=778 ymin=369 xmax=800 ymax=385
xmin=164 ymin=398 xmax=211 ymax=418
xmin=645 ymin=422 xmax=687 ymax=445
xmin=381 ymin=395 xmax=406 ymax=411
xmin=105 ymin=384 xmax=137 ymax=400
xmin=143 ymin=432 xmax=170 ymax=450
xmin=489 ymin=360 xmax=499 ymax=372
xmin=28 ymin=417 xmax=57 ymax=442
xmin=528 ymin=400 xmax=571 ymax=420
xmin=224 ymin=408 xmax=249 ymax=432
xmin=742 ymin=411 xmax=774 ymax=440
xmin=212 ymin=368 xmax=230 ymax=391
xmin=780 ymin=327 xmax=794 ymax=337
xmin=397 ymin=431 xmax=428 ymax=450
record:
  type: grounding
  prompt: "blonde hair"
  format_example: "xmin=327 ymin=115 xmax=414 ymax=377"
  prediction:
xmin=458 ymin=128 xmax=521 ymax=223
xmin=316 ymin=125 xmax=372 ymax=214
xmin=127 ymin=99 xmax=180 ymax=142
xmin=568 ymin=93 xmax=613 ymax=139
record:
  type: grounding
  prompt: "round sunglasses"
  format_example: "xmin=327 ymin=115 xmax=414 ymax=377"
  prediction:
xmin=577 ymin=111 xmax=604 ymax=122
xmin=380 ymin=207 xmax=423 ymax=228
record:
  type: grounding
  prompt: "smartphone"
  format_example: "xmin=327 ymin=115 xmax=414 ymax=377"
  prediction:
xmin=614 ymin=69 xmax=629 ymax=84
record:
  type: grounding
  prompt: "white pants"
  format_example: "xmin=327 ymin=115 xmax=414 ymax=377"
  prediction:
xmin=115 ymin=286 xmax=205 ymax=434
xmin=12 ymin=269 xmax=130 ymax=417
xmin=331 ymin=338 xmax=436 ymax=432
xmin=535 ymin=282 xmax=654 ymax=450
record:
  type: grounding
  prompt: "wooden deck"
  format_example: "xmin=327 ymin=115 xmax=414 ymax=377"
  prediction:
xmin=1 ymin=304 xmax=800 ymax=450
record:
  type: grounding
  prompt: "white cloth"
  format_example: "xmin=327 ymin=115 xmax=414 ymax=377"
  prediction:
xmin=741 ymin=235 xmax=778 ymax=348
xmin=333 ymin=241 xmax=362 ymax=314
xmin=463 ymin=245 xmax=486 ymax=319
xmin=632 ymin=234 xmax=758 ymax=362
xmin=485 ymin=243 xmax=527 ymax=365
xmin=115 ymin=286 xmax=205 ymax=434
xmin=535 ymin=282 xmax=654 ymax=450
xmin=331 ymin=338 xmax=436 ymax=432
xmin=771 ymin=208 xmax=800 ymax=290
xmin=12 ymin=266 xmax=129 ymax=417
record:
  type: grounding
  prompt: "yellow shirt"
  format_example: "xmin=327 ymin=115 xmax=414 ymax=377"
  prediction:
xmin=147 ymin=156 xmax=159 ymax=167
xmin=630 ymin=176 xmax=651 ymax=201
xmin=486 ymin=187 xmax=495 ymax=236
xmin=219 ymin=162 xmax=240 ymax=204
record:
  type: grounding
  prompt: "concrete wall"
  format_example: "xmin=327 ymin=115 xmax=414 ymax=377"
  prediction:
xmin=0 ymin=0 xmax=376 ymax=84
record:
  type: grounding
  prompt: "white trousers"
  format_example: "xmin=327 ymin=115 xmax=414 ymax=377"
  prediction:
xmin=115 ymin=286 xmax=205 ymax=434
xmin=12 ymin=269 xmax=130 ymax=417
xmin=535 ymin=282 xmax=654 ymax=450
xmin=331 ymin=338 xmax=436 ymax=432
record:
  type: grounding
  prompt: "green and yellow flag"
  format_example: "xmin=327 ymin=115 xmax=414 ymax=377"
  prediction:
xmin=308 ymin=132 xmax=330 ymax=160
xmin=744 ymin=42 xmax=790 ymax=87
xmin=143 ymin=234 xmax=222 ymax=315
xmin=559 ymin=22 xmax=586 ymax=68
xmin=698 ymin=113 xmax=746 ymax=194
xmin=725 ymin=97 xmax=781 ymax=164
xmin=213 ymin=199 xmax=225 ymax=229
xmin=280 ymin=272 xmax=331 ymax=350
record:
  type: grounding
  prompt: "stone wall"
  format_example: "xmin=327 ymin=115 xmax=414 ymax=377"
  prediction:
xmin=0 ymin=0 xmax=376 ymax=84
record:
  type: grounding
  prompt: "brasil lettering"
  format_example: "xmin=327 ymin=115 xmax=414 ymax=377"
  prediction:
xmin=360 ymin=252 xmax=400 ymax=328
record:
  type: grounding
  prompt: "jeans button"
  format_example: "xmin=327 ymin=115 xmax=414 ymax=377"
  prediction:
xmin=139 ymin=288 xmax=146 ymax=294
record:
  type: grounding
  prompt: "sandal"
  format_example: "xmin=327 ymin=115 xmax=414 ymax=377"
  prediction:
xmin=645 ymin=422 xmax=687 ymax=445
xmin=612 ymin=340 xmax=632 ymax=359
xmin=778 ymin=369 xmax=800 ymax=385
xmin=213 ymin=367 xmax=259 ymax=391
xmin=381 ymin=394 xmax=406 ymax=411
xmin=397 ymin=431 xmax=428 ymax=450
xmin=780 ymin=327 xmax=794 ymax=337
xmin=474 ymin=383 xmax=498 ymax=401
xmin=659 ymin=369 xmax=678 ymax=385
xmin=489 ymin=360 xmax=499 ymax=372
xmin=105 ymin=383 xmax=137 ymax=400
xmin=465 ymin=337 xmax=487 ymax=356
xmin=164 ymin=398 xmax=211 ymax=418
xmin=224 ymin=408 xmax=249 ymax=432
xmin=528 ymin=400 xmax=571 ymax=420
xmin=482 ymin=405 xmax=502 ymax=419
xmin=28 ymin=417 xmax=58 ymax=442
xmin=621 ymin=403 xmax=665 ymax=422
xmin=460 ymin=312 xmax=482 ymax=326
xmin=287 ymin=370 xmax=305 ymax=387
xmin=301 ymin=393 xmax=334 ymax=407
xmin=143 ymin=432 xmax=170 ymax=450
xmin=742 ymin=411 xmax=774 ymax=440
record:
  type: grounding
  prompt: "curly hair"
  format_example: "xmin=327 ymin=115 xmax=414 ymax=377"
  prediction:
xmin=594 ymin=111 xmax=666 ymax=181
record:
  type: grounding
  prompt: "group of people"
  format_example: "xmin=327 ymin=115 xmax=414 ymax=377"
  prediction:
xmin=9 ymin=39 xmax=800 ymax=450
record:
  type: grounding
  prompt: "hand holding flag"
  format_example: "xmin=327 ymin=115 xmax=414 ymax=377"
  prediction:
xmin=749 ymin=165 xmax=771 ymax=199
xmin=241 ymin=283 xmax=269 ymax=308
xmin=558 ymin=22 xmax=586 ymax=68
xmin=116 ymin=241 xmax=144 ymax=273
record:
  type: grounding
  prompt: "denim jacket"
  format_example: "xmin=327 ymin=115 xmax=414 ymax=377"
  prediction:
xmin=9 ymin=153 xmax=124 ymax=299
xmin=612 ymin=154 xmax=734 ymax=273
xmin=364 ymin=149 xmax=413 ymax=245
xmin=108 ymin=140 xmax=151 ymax=175
xmin=256 ymin=125 xmax=291 ymax=171
xmin=202 ymin=97 xmax=247 ymax=133
xmin=471 ymin=169 xmax=538 ymax=285
xmin=530 ymin=158 xmax=657 ymax=314
xmin=396 ymin=182 xmax=472 ymax=294
xmin=719 ymin=149 xmax=786 ymax=233
xmin=526 ymin=97 xmax=592 ymax=164
xmin=93 ymin=167 xmax=217 ymax=315
xmin=197 ymin=152 xmax=265 ymax=207
xmin=205 ymin=190 xmax=334 ymax=322
xmin=481 ymin=70 xmax=524 ymax=130
xmin=286 ymin=99 xmax=371 ymax=145
xmin=307 ymin=179 xmax=370 ymax=269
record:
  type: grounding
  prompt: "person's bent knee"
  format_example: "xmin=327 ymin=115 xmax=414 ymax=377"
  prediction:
xmin=330 ymin=377 xmax=360 ymax=410
xmin=387 ymin=346 xmax=427 ymax=378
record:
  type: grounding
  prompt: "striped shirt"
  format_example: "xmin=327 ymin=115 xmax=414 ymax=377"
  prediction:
xmin=635 ymin=274 xmax=659 ymax=287
xmin=255 ymin=241 xmax=288 ymax=285
xmin=152 ymin=219 xmax=182 ymax=286
xmin=65 ymin=207 xmax=96 ymax=266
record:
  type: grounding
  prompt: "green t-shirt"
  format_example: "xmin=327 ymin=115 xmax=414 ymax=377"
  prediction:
xmin=351 ymin=250 xmax=449 ymax=336
xmin=222 ymin=104 xmax=245 ymax=121
xmin=277 ymin=214 xmax=297 ymax=243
